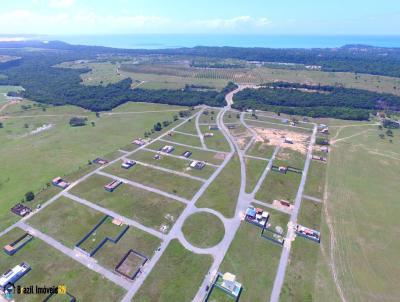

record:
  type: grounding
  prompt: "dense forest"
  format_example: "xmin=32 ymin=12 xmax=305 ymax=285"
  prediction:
xmin=0 ymin=48 xmax=232 ymax=111
xmin=232 ymin=82 xmax=400 ymax=120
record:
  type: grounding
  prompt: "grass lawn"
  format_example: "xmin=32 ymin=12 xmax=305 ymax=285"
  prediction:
xmin=304 ymin=161 xmax=326 ymax=200
xmin=246 ymin=120 xmax=313 ymax=134
xmin=134 ymin=239 xmax=212 ymax=302
xmin=314 ymin=125 xmax=400 ymax=301
xmin=78 ymin=216 xmax=126 ymax=253
xmin=27 ymin=196 xmax=105 ymax=248
xmin=200 ymin=125 xmax=231 ymax=152
xmin=0 ymin=101 xmax=186 ymax=232
xmin=246 ymin=113 xmax=315 ymax=130
xmin=0 ymin=85 xmax=24 ymax=102
xmin=274 ymin=148 xmax=306 ymax=170
xmin=165 ymin=131 xmax=203 ymax=147
xmin=207 ymin=287 xmax=236 ymax=301
xmin=130 ymin=149 xmax=216 ymax=179
xmin=0 ymin=228 xmax=126 ymax=302
xmin=246 ymin=141 xmax=276 ymax=159
xmin=146 ymin=140 xmax=225 ymax=165
xmin=298 ymin=199 xmax=323 ymax=231
xmin=218 ymin=221 xmax=283 ymax=302
xmin=255 ymin=171 xmax=301 ymax=204
xmin=70 ymin=174 xmax=185 ymax=231
xmin=94 ymin=226 xmax=161 ymax=272
xmin=104 ymin=160 xmax=203 ymax=200
xmin=182 ymin=212 xmax=225 ymax=248
xmin=245 ymin=157 xmax=269 ymax=193
xmin=196 ymin=156 xmax=240 ymax=218
xmin=223 ymin=110 xmax=241 ymax=124
xmin=174 ymin=119 xmax=198 ymax=135
xmin=199 ymin=109 xmax=220 ymax=124
xmin=280 ymin=239 xmax=320 ymax=302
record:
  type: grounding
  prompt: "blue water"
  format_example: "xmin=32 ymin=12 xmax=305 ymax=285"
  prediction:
xmin=49 ymin=34 xmax=400 ymax=49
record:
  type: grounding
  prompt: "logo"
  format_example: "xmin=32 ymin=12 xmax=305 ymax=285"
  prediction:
xmin=58 ymin=284 xmax=67 ymax=294
xmin=4 ymin=283 xmax=15 ymax=300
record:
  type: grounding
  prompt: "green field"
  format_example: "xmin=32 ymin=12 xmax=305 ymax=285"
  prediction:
xmin=303 ymin=161 xmax=327 ymax=199
xmin=146 ymin=140 xmax=225 ymax=165
xmin=245 ymin=157 xmax=269 ymax=193
xmin=218 ymin=221 xmax=283 ymax=302
xmin=246 ymin=141 xmax=276 ymax=159
xmin=28 ymin=197 xmax=105 ymax=248
xmin=255 ymin=170 xmax=302 ymax=204
xmin=222 ymin=110 xmax=241 ymax=124
xmin=182 ymin=212 xmax=225 ymax=248
xmin=174 ymin=119 xmax=198 ymax=134
xmin=165 ymin=131 xmax=203 ymax=147
xmin=274 ymin=148 xmax=306 ymax=170
xmin=0 ymin=85 xmax=24 ymax=102
xmin=104 ymin=160 xmax=203 ymax=200
xmin=196 ymin=156 xmax=240 ymax=218
xmin=0 ymin=228 xmax=125 ymax=301
xmin=199 ymin=109 xmax=220 ymax=124
xmin=134 ymin=239 xmax=212 ymax=302
xmin=69 ymin=174 xmax=185 ymax=231
xmin=130 ymin=149 xmax=217 ymax=179
xmin=246 ymin=113 xmax=315 ymax=130
xmin=314 ymin=124 xmax=400 ymax=301
xmin=0 ymin=101 xmax=187 ymax=232
xmin=200 ymin=125 xmax=231 ymax=152
xmin=93 ymin=226 xmax=161 ymax=272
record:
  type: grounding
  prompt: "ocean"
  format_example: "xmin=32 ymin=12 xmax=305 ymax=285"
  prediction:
xmin=48 ymin=34 xmax=400 ymax=49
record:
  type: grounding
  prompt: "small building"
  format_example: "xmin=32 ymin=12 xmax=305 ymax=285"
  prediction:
xmin=279 ymin=200 xmax=291 ymax=207
xmin=321 ymin=146 xmax=329 ymax=153
xmin=121 ymin=160 xmax=136 ymax=169
xmin=132 ymin=138 xmax=145 ymax=146
xmin=0 ymin=262 xmax=31 ymax=291
xmin=290 ymin=121 xmax=296 ymax=126
xmin=160 ymin=145 xmax=174 ymax=153
xmin=278 ymin=166 xmax=288 ymax=173
xmin=153 ymin=154 xmax=161 ymax=160
xmin=52 ymin=177 xmax=70 ymax=189
xmin=204 ymin=133 xmax=214 ymax=138
xmin=10 ymin=204 xmax=32 ymax=217
xmin=295 ymin=224 xmax=321 ymax=243
xmin=182 ymin=151 xmax=192 ymax=158
xmin=312 ymin=155 xmax=327 ymax=162
xmin=3 ymin=233 xmax=33 ymax=256
xmin=190 ymin=161 xmax=206 ymax=170
xmin=220 ymin=272 xmax=242 ymax=297
xmin=209 ymin=125 xmax=219 ymax=131
xmin=320 ymin=127 xmax=329 ymax=134
xmin=93 ymin=158 xmax=108 ymax=165
xmin=245 ymin=206 xmax=269 ymax=227
xmin=104 ymin=180 xmax=122 ymax=192
xmin=281 ymin=118 xmax=289 ymax=124
xmin=284 ymin=137 xmax=293 ymax=144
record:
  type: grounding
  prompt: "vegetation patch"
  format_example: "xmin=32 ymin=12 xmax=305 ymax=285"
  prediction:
xmin=134 ymin=239 xmax=212 ymax=302
xmin=196 ymin=156 xmax=240 ymax=218
xmin=245 ymin=157 xmax=269 ymax=193
xmin=182 ymin=212 xmax=225 ymax=248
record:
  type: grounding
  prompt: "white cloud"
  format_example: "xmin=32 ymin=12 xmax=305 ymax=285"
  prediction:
xmin=48 ymin=0 xmax=75 ymax=9
xmin=0 ymin=10 xmax=170 ymax=34
xmin=196 ymin=16 xmax=271 ymax=29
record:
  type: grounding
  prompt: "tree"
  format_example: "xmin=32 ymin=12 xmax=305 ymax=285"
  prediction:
xmin=379 ymin=133 xmax=385 ymax=139
xmin=153 ymin=122 xmax=162 ymax=131
xmin=95 ymin=112 xmax=100 ymax=118
xmin=91 ymin=121 xmax=95 ymax=127
xmin=173 ymin=115 xmax=178 ymax=121
xmin=236 ymin=113 xmax=240 ymax=119
xmin=386 ymin=129 xmax=393 ymax=137
xmin=25 ymin=191 xmax=35 ymax=202
xmin=23 ymin=123 xmax=29 ymax=128
xmin=0 ymin=122 xmax=4 ymax=128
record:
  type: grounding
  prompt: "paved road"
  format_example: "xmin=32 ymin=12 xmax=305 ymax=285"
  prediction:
xmin=245 ymin=118 xmax=313 ymax=131
xmin=158 ymin=138 xmax=227 ymax=154
xmin=269 ymin=123 xmax=317 ymax=302
xmin=195 ymin=108 xmax=208 ymax=149
xmin=251 ymin=146 xmax=280 ymax=196
xmin=18 ymin=222 xmax=132 ymax=290
xmin=303 ymin=194 xmax=323 ymax=203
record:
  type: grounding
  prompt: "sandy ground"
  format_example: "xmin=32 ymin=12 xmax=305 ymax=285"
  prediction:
xmin=253 ymin=127 xmax=310 ymax=153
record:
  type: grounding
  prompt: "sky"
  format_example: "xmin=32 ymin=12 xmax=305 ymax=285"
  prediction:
xmin=0 ymin=0 xmax=399 ymax=36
